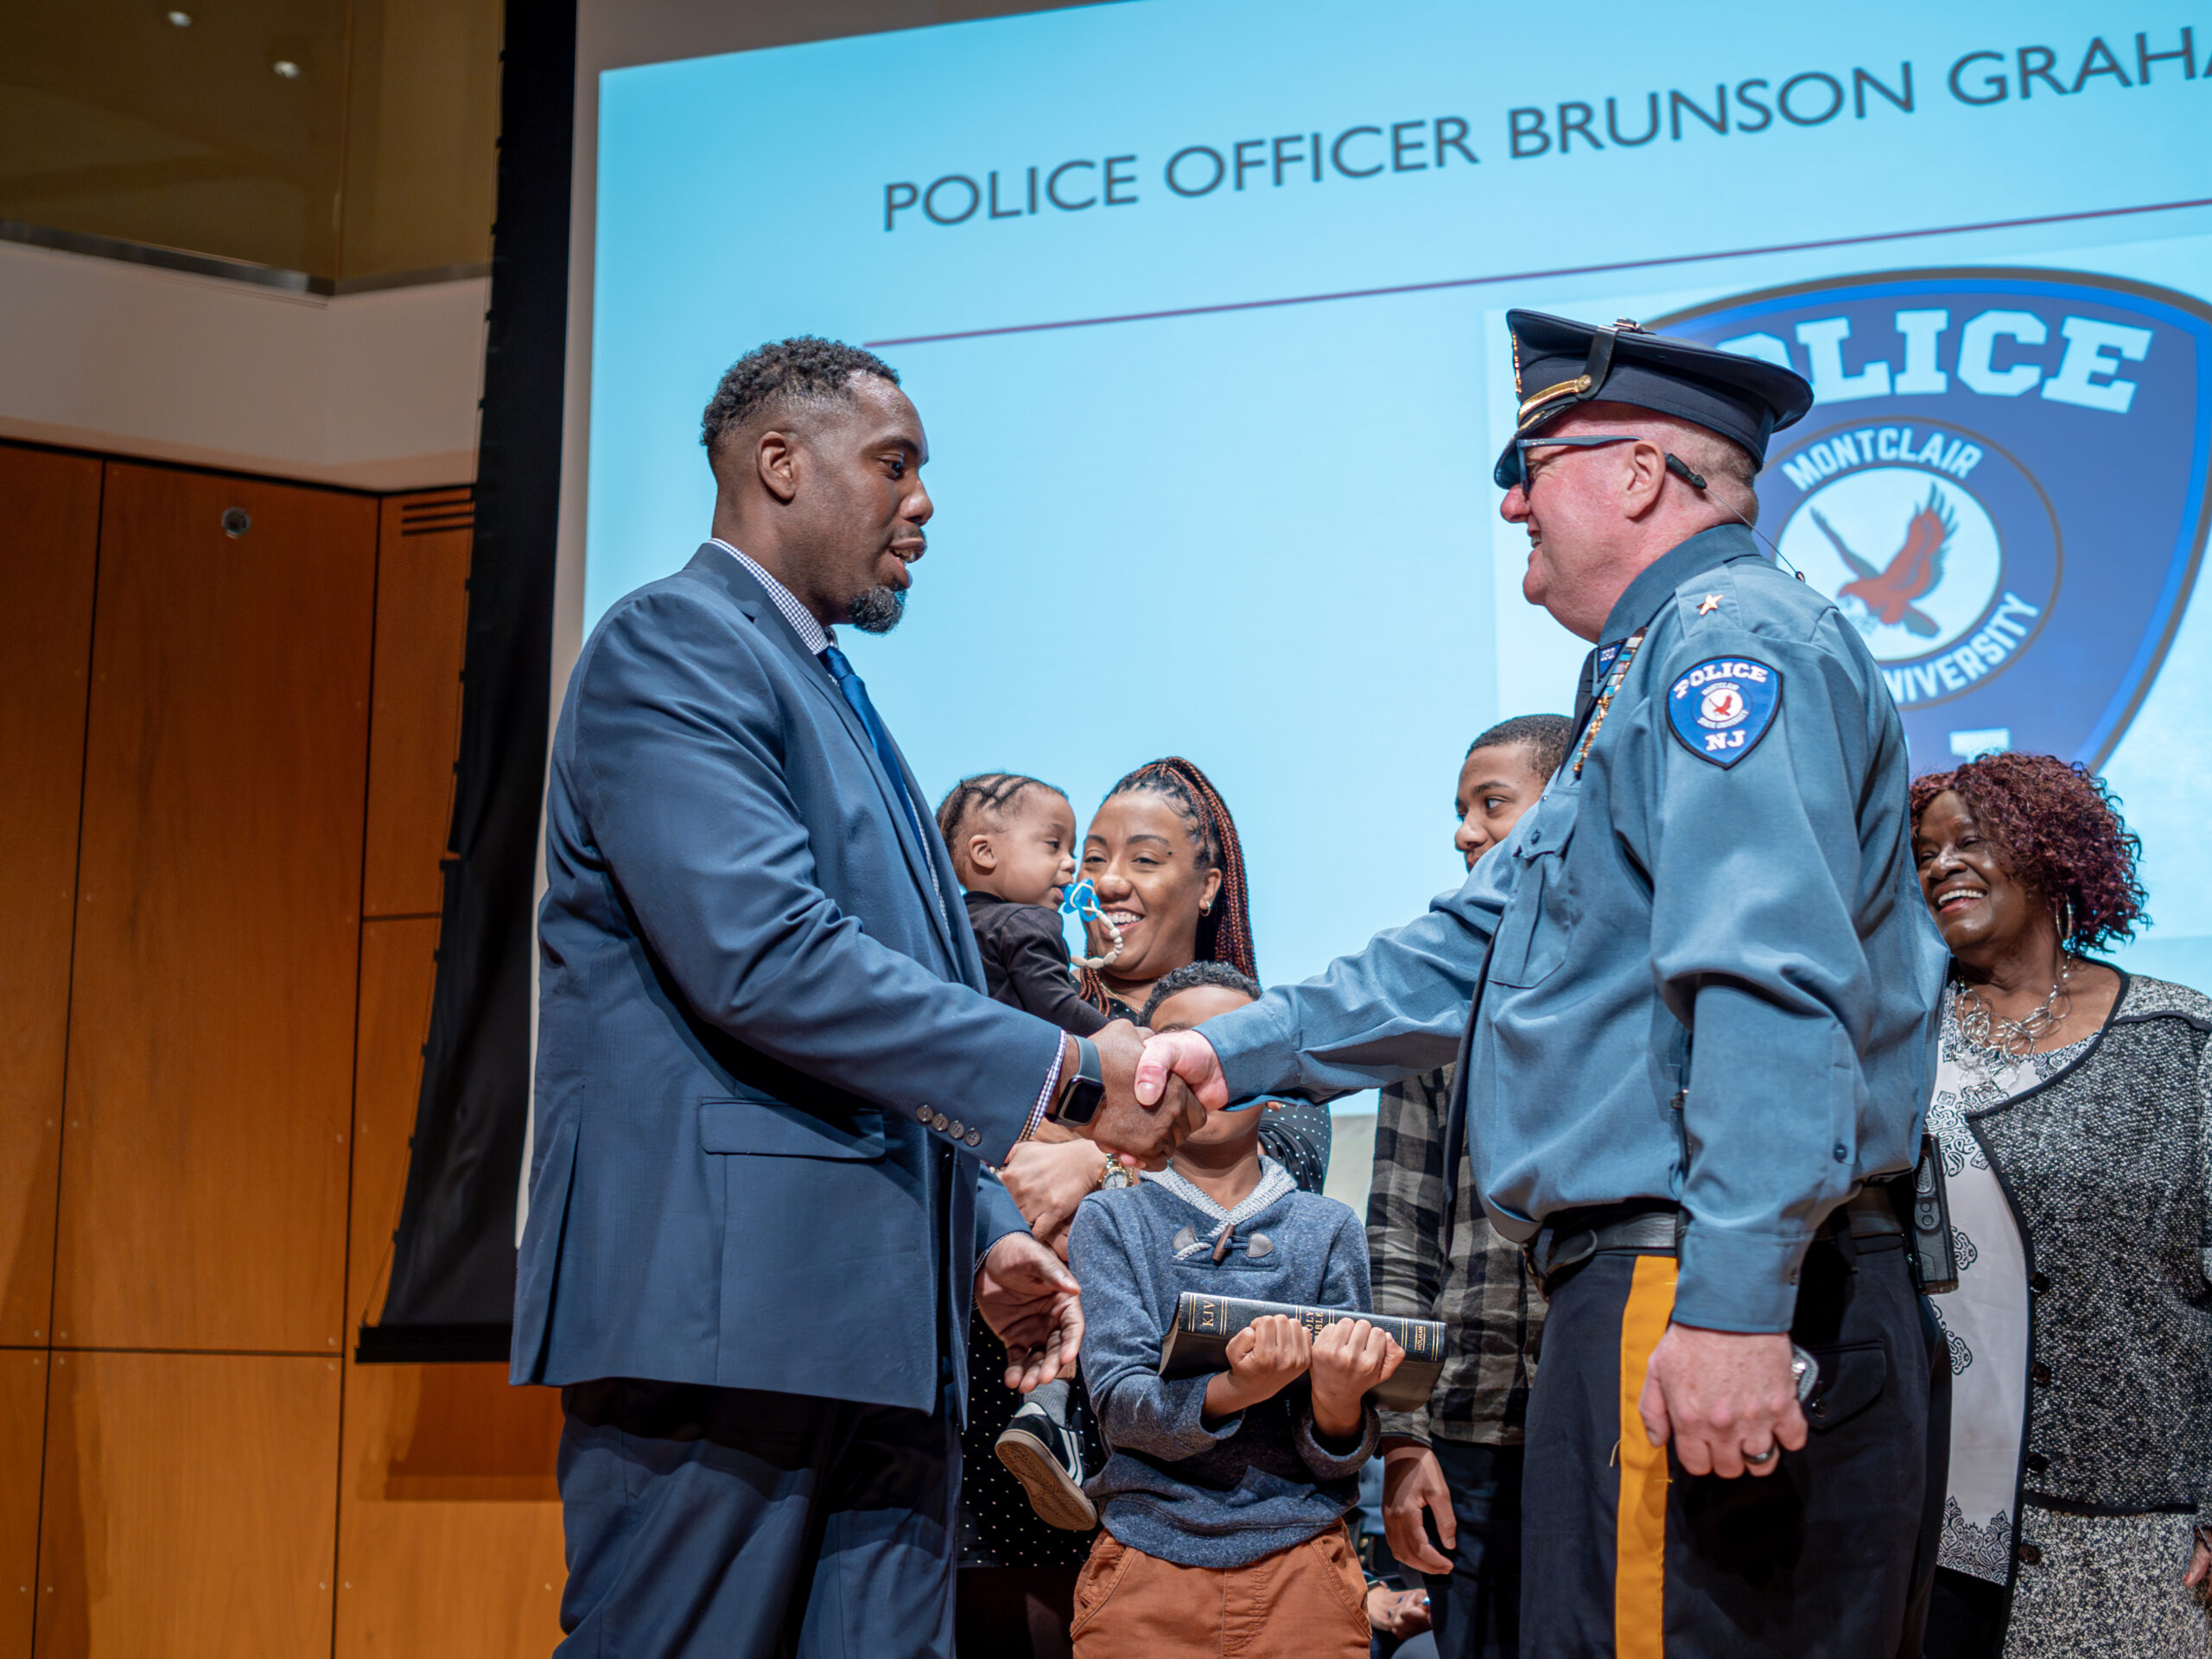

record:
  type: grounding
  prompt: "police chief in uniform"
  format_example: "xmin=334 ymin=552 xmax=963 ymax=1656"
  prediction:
xmin=1129 ymin=314 xmax=1951 ymax=1656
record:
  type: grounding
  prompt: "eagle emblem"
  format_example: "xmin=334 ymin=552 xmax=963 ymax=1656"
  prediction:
xmin=1817 ymin=486 xmax=1956 ymax=639
xmin=1668 ymin=658 xmax=1783 ymax=768
xmin=1656 ymin=269 xmax=2210 ymax=766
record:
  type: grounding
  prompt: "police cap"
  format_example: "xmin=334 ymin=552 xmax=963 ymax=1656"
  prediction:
xmin=1493 ymin=310 xmax=1815 ymax=488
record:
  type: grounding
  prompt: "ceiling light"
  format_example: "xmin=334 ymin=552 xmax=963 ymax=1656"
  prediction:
xmin=167 ymin=9 xmax=191 ymax=23
xmin=270 ymin=58 xmax=302 ymax=79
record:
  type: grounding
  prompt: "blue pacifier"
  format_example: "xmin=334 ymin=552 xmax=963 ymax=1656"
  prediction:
xmin=1058 ymin=877 xmax=1124 ymax=970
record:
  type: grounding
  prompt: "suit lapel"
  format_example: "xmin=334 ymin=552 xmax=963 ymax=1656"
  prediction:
xmin=681 ymin=546 xmax=960 ymax=963
xmin=900 ymin=742 xmax=986 ymax=989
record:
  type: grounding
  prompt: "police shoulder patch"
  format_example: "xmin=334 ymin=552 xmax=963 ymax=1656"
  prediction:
xmin=1666 ymin=657 xmax=1783 ymax=769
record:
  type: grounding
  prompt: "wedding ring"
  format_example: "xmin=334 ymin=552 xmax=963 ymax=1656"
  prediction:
xmin=1743 ymin=1444 xmax=1779 ymax=1464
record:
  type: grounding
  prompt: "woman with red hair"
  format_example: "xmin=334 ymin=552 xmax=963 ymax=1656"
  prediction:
xmin=1910 ymin=753 xmax=2212 ymax=1657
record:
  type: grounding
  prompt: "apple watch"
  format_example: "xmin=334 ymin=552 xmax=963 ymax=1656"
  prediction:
xmin=1048 ymin=1035 xmax=1104 ymax=1128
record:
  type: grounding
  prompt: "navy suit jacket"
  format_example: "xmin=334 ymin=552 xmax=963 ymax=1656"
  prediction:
xmin=512 ymin=545 xmax=1057 ymax=1414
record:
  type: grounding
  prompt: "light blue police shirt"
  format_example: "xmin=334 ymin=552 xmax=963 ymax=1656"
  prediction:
xmin=1206 ymin=523 xmax=1946 ymax=1332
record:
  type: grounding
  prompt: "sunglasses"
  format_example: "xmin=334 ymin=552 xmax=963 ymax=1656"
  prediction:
xmin=1495 ymin=433 xmax=1709 ymax=493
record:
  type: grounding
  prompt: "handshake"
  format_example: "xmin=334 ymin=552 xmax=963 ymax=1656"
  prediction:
xmin=1076 ymin=1019 xmax=1233 ymax=1168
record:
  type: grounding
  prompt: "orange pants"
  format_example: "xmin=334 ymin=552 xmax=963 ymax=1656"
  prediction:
xmin=1069 ymin=1522 xmax=1371 ymax=1657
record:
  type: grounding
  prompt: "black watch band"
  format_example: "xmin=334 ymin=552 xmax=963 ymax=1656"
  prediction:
xmin=1049 ymin=1036 xmax=1104 ymax=1127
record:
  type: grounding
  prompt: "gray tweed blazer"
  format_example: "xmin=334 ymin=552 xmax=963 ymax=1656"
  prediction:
xmin=1968 ymin=971 xmax=2212 ymax=1515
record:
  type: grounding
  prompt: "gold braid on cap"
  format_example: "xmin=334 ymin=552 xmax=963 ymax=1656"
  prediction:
xmin=1511 ymin=325 xmax=1626 ymax=437
xmin=1516 ymin=376 xmax=1594 ymax=433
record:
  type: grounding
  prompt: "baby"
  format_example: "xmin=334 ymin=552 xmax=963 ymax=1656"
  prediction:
xmin=938 ymin=772 xmax=1114 ymax=1551
xmin=935 ymin=772 xmax=1106 ymax=1036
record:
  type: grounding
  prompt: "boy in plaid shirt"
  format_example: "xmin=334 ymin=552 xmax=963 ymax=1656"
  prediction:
xmin=1370 ymin=715 xmax=1570 ymax=1659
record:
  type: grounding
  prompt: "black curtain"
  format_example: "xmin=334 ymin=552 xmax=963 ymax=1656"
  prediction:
xmin=356 ymin=0 xmax=575 ymax=1363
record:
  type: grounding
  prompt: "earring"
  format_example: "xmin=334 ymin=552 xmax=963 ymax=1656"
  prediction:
xmin=1200 ymin=900 xmax=1212 ymax=914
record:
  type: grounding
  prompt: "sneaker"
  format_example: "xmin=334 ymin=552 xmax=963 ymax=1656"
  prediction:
xmin=995 ymin=1397 xmax=1097 ymax=1531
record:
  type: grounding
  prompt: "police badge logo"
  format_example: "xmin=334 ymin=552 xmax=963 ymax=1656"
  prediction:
xmin=1652 ymin=270 xmax=2212 ymax=767
xmin=1669 ymin=657 xmax=1783 ymax=768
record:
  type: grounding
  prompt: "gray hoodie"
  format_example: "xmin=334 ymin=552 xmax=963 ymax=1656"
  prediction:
xmin=1071 ymin=1157 xmax=1380 ymax=1568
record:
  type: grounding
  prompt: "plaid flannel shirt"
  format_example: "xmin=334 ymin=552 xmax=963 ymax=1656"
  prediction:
xmin=1366 ymin=1063 xmax=1542 ymax=1446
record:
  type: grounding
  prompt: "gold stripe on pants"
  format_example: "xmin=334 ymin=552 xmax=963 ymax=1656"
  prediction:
xmin=1614 ymin=1255 xmax=1677 ymax=1658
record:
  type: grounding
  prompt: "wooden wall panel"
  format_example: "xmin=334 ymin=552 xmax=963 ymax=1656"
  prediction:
xmin=340 ymin=920 xmax=567 ymax=1656
xmin=0 ymin=448 xmax=101 ymax=1348
xmin=0 ymin=1350 xmax=48 ymax=1659
xmin=362 ymin=493 xmax=472 ymax=919
xmin=349 ymin=919 xmax=441 ymax=1330
xmin=56 ymin=465 xmax=376 ymax=1352
xmin=334 ymin=1363 xmax=563 ymax=1658
xmin=35 ymin=1351 xmax=340 ymax=1659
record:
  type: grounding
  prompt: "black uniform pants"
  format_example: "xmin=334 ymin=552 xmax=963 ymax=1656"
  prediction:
xmin=1421 ymin=1440 xmax=1524 ymax=1659
xmin=1521 ymin=1231 xmax=1948 ymax=1658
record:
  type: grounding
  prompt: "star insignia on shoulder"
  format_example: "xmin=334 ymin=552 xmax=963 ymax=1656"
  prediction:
xmin=1697 ymin=593 xmax=1723 ymax=615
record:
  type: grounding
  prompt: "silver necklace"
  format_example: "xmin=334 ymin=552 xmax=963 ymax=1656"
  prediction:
xmin=1954 ymin=955 xmax=2075 ymax=1058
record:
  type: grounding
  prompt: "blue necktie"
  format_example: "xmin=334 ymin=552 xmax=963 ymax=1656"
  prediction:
xmin=820 ymin=645 xmax=930 ymax=856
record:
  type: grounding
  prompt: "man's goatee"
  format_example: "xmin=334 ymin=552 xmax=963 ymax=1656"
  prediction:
xmin=848 ymin=585 xmax=906 ymax=634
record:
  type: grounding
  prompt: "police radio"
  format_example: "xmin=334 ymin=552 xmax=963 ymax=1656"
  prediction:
xmin=1906 ymin=1133 xmax=1958 ymax=1294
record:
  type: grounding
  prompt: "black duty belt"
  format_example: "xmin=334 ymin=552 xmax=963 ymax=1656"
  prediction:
xmin=1529 ymin=1183 xmax=1904 ymax=1293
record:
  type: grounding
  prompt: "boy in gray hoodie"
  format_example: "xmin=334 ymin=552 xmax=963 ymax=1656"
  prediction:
xmin=1068 ymin=976 xmax=1404 ymax=1656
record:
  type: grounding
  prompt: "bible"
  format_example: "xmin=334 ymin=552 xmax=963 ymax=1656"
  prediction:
xmin=1157 ymin=1292 xmax=1447 ymax=1413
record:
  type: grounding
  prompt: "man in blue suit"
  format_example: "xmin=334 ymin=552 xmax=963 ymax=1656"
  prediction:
xmin=514 ymin=337 xmax=1204 ymax=1656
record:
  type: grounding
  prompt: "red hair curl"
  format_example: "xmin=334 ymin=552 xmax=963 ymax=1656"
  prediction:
xmin=1908 ymin=752 xmax=2146 ymax=951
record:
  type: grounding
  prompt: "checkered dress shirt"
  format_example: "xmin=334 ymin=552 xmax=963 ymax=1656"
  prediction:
xmin=1367 ymin=1063 xmax=1544 ymax=1446
xmin=710 ymin=538 xmax=830 ymax=652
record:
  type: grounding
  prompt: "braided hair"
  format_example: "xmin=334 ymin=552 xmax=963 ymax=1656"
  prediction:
xmin=1102 ymin=757 xmax=1258 ymax=982
xmin=934 ymin=773 xmax=1068 ymax=884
